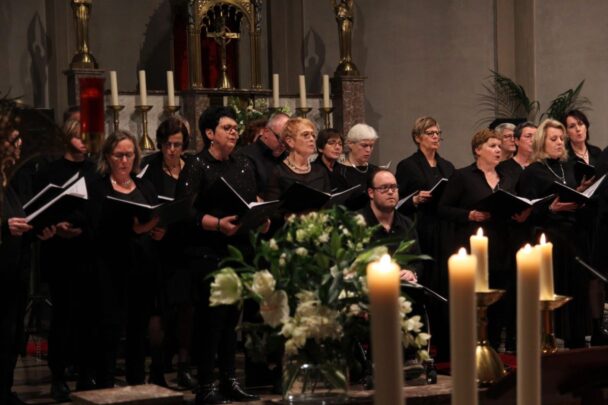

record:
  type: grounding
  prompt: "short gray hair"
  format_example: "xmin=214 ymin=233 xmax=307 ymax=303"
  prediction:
xmin=494 ymin=122 xmax=516 ymax=137
xmin=346 ymin=123 xmax=379 ymax=143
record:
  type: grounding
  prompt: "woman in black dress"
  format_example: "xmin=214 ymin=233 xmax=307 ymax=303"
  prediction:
xmin=440 ymin=128 xmax=529 ymax=350
xmin=518 ymin=119 xmax=593 ymax=348
xmin=87 ymin=130 xmax=165 ymax=388
xmin=563 ymin=110 xmax=602 ymax=168
xmin=265 ymin=117 xmax=330 ymax=202
xmin=140 ymin=117 xmax=197 ymax=388
xmin=312 ymin=128 xmax=348 ymax=191
xmin=175 ymin=106 xmax=260 ymax=404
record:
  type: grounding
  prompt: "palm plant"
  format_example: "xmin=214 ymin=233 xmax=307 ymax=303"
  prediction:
xmin=540 ymin=80 xmax=591 ymax=123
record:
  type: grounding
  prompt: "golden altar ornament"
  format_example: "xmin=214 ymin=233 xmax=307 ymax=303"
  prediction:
xmin=476 ymin=289 xmax=507 ymax=386
xmin=540 ymin=295 xmax=572 ymax=354
xmin=70 ymin=0 xmax=98 ymax=69
xmin=332 ymin=0 xmax=360 ymax=76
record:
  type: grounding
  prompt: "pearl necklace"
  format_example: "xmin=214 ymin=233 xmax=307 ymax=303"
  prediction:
xmin=542 ymin=160 xmax=566 ymax=184
xmin=111 ymin=176 xmax=133 ymax=187
xmin=285 ymin=157 xmax=311 ymax=174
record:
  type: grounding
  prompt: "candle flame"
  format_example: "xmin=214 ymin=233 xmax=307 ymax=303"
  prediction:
xmin=457 ymin=247 xmax=468 ymax=256
xmin=379 ymin=254 xmax=392 ymax=268
xmin=540 ymin=233 xmax=546 ymax=244
xmin=476 ymin=227 xmax=484 ymax=237
xmin=523 ymin=243 xmax=532 ymax=253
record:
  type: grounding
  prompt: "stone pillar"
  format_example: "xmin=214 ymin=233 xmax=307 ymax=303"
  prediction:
xmin=331 ymin=75 xmax=365 ymax=135
xmin=181 ymin=90 xmax=211 ymax=151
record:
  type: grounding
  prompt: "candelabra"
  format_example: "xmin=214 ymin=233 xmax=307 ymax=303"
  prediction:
xmin=107 ymin=105 xmax=124 ymax=133
xmin=319 ymin=107 xmax=334 ymax=129
xmin=540 ymin=295 xmax=572 ymax=354
xmin=135 ymin=105 xmax=154 ymax=151
xmin=476 ymin=289 xmax=507 ymax=386
xmin=295 ymin=107 xmax=312 ymax=118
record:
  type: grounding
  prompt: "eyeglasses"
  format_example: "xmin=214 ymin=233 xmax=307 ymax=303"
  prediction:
xmin=357 ymin=142 xmax=375 ymax=149
xmin=163 ymin=141 xmax=183 ymax=149
xmin=110 ymin=152 xmax=135 ymax=161
xmin=266 ymin=126 xmax=281 ymax=140
xmin=326 ymin=139 xmax=343 ymax=147
xmin=423 ymin=130 xmax=443 ymax=137
xmin=372 ymin=184 xmax=399 ymax=193
xmin=502 ymin=134 xmax=515 ymax=140
xmin=219 ymin=124 xmax=239 ymax=133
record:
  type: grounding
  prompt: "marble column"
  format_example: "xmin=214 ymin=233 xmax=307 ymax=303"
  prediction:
xmin=331 ymin=75 xmax=366 ymax=135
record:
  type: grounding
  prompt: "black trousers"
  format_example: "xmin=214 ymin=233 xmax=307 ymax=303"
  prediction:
xmin=191 ymin=256 xmax=240 ymax=385
xmin=0 ymin=277 xmax=27 ymax=402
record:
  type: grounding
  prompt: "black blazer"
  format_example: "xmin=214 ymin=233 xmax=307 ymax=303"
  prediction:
xmin=395 ymin=150 xmax=455 ymax=197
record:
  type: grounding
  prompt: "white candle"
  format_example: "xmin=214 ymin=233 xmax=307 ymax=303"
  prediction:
xmin=538 ymin=234 xmax=554 ymax=300
xmin=272 ymin=73 xmax=280 ymax=107
xmin=298 ymin=75 xmax=307 ymax=108
xmin=322 ymin=74 xmax=330 ymax=108
xmin=470 ymin=227 xmax=489 ymax=291
xmin=448 ymin=248 xmax=478 ymax=405
xmin=516 ymin=244 xmax=541 ymax=405
xmin=138 ymin=70 xmax=148 ymax=106
xmin=367 ymin=254 xmax=404 ymax=405
xmin=109 ymin=71 xmax=119 ymax=106
xmin=166 ymin=70 xmax=175 ymax=107
xmin=222 ymin=96 xmax=228 ymax=107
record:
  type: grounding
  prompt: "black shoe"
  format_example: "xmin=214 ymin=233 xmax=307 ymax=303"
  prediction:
xmin=195 ymin=384 xmax=230 ymax=404
xmin=76 ymin=375 xmax=97 ymax=391
xmin=177 ymin=364 xmax=198 ymax=389
xmin=51 ymin=380 xmax=71 ymax=403
xmin=219 ymin=378 xmax=260 ymax=402
xmin=149 ymin=371 xmax=168 ymax=388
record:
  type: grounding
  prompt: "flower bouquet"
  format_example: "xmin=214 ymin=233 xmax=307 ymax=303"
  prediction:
xmin=209 ymin=206 xmax=430 ymax=400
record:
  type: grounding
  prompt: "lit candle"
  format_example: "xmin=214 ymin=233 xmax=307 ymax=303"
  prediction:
xmin=138 ymin=70 xmax=148 ymax=106
xmin=537 ymin=234 xmax=554 ymax=300
xmin=322 ymin=74 xmax=330 ymax=108
xmin=367 ymin=254 xmax=404 ymax=405
xmin=448 ymin=248 xmax=478 ymax=405
xmin=516 ymin=244 xmax=541 ymax=405
xmin=298 ymin=75 xmax=307 ymax=108
xmin=470 ymin=227 xmax=489 ymax=291
xmin=109 ymin=71 xmax=119 ymax=106
xmin=166 ymin=70 xmax=175 ymax=107
xmin=272 ymin=73 xmax=280 ymax=107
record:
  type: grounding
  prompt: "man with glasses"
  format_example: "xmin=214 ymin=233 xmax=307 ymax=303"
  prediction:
xmin=359 ymin=169 xmax=422 ymax=282
xmin=238 ymin=112 xmax=289 ymax=194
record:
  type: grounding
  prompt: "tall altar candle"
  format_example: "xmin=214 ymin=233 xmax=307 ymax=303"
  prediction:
xmin=138 ymin=70 xmax=148 ymax=106
xmin=272 ymin=73 xmax=280 ymax=107
xmin=448 ymin=248 xmax=477 ymax=405
xmin=109 ymin=71 xmax=119 ymax=106
xmin=166 ymin=71 xmax=176 ymax=107
xmin=298 ymin=75 xmax=307 ymax=108
xmin=470 ymin=227 xmax=489 ymax=291
xmin=516 ymin=244 xmax=541 ymax=405
xmin=367 ymin=254 xmax=404 ymax=405
xmin=322 ymin=74 xmax=330 ymax=108
xmin=538 ymin=234 xmax=554 ymax=300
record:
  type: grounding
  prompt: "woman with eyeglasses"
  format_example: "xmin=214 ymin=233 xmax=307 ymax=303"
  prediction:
xmin=175 ymin=106 xmax=261 ymax=403
xmin=312 ymin=128 xmax=348 ymax=191
xmin=265 ymin=117 xmax=330 ymax=202
xmin=519 ymin=119 xmax=597 ymax=348
xmin=138 ymin=117 xmax=197 ymax=388
xmin=87 ymin=130 xmax=165 ymax=388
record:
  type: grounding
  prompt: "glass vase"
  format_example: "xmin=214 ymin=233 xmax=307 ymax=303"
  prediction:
xmin=282 ymin=356 xmax=349 ymax=403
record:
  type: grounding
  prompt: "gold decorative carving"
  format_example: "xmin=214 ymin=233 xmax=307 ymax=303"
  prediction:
xmin=70 ymin=0 xmax=98 ymax=69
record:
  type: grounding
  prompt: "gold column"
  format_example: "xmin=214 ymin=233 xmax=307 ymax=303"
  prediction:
xmin=188 ymin=24 xmax=204 ymax=89
xmin=332 ymin=0 xmax=359 ymax=76
xmin=250 ymin=0 xmax=263 ymax=88
xmin=70 ymin=0 xmax=98 ymax=69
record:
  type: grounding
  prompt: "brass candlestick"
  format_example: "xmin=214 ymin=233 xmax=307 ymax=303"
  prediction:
xmin=135 ymin=105 xmax=154 ymax=151
xmin=70 ymin=0 xmax=98 ymax=69
xmin=164 ymin=105 xmax=180 ymax=115
xmin=476 ymin=289 xmax=507 ymax=386
xmin=540 ymin=295 xmax=572 ymax=354
xmin=295 ymin=107 xmax=312 ymax=118
xmin=107 ymin=105 xmax=124 ymax=133
xmin=319 ymin=107 xmax=334 ymax=129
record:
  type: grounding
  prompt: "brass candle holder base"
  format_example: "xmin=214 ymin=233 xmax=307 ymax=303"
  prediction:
xmin=476 ymin=289 xmax=507 ymax=386
xmin=295 ymin=107 xmax=312 ymax=118
xmin=319 ymin=107 xmax=333 ymax=129
xmin=107 ymin=105 xmax=124 ymax=133
xmin=540 ymin=294 xmax=572 ymax=354
xmin=135 ymin=105 xmax=155 ymax=151
xmin=164 ymin=105 xmax=180 ymax=115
